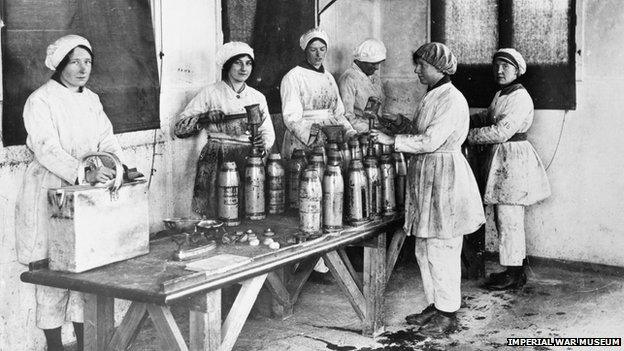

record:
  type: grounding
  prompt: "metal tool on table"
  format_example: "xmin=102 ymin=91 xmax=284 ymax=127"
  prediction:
xmin=170 ymin=219 xmax=223 ymax=261
xmin=163 ymin=218 xmax=203 ymax=233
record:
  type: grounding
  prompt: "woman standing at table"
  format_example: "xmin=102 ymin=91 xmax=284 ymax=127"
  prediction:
xmin=338 ymin=38 xmax=387 ymax=133
xmin=371 ymin=42 xmax=484 ymax=334
xmin=467 ymin=48 xmax=550 ymax=290
xmin=174 ymin=41 xmax=275 ymax=218
xmin=15 ymin=34 xmax=123 ymax=351
xmin=280 ymin=28 xmax=357 ymax=283
xmin=280 ymin=27 xmax=356 ymax=158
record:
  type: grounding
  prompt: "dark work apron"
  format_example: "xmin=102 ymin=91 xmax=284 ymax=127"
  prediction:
xmin=192 ymin=119 xmax=252 ymax=219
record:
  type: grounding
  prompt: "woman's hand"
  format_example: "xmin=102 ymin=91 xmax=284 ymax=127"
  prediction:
xmin=250 ymin=133 xmax=265 ymax=149
xmin=85 ymin=166 xmax=116 ymax=184
xmin=370 ymin=129 xmax=395 ymax=146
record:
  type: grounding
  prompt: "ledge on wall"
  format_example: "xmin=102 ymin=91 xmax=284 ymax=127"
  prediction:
xmin=484 ymin=251 xmax=624 ymax=277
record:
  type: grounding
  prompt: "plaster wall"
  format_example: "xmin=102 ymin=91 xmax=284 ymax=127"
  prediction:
xmin=0 ymin=0 xmax=221 ymax=349
xmin=520 ymin=0 xmax=624 ymax=266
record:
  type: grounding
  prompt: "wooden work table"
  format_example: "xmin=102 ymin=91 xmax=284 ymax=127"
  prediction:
xmin=21 ymin=213 xmax=406 ymax=351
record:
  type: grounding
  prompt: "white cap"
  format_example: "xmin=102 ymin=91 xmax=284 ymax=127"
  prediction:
xmin=299 ymin=28 xmax=329 ymax=50
xmin=353 ymin=38 xmax=386 ymax=63
xmin=493 ymin=48 xmax=527 ymax=76
xmin=216 ymin=41 xmax=254 ymax=69
xmin=45 ymin=35 xmax=92 ymax=71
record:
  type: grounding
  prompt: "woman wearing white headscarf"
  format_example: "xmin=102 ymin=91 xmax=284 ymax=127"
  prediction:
xmin=15 ymin=34 xmax=123 ymax=350
xmin=371 ymin=42 xmax=484 ymax=334
xmin=174 ymin=41 xmax=275 ymax=218
xmin=467 ymin=48 xmax=550 ymax=290
xmin=338 ymin=38 xmax=387 ymax=133
xmin=280 ymin=28 xmax=356 ymax=158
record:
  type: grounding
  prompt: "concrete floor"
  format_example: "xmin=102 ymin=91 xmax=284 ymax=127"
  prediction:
xmin=69 ymin=256 xmax=624 ymax=351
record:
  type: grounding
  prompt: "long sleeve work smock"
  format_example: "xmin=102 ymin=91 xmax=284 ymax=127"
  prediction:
xmin=467 ymin=84 xmax=550 ymax=205
xmin=280 ymin=65 xmax=356 ymax=158
xmin=15 ymin=80 xmax=123 ymax=264
xmin=393 ymin=81 xmax=485 ymax=239
xmin=338 ymin=62 xmax=385 ymax=133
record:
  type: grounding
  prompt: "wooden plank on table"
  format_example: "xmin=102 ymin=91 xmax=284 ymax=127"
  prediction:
xmin=386 ymin=229 xmax=407 ymax=283
xmin=146 ymin=304 xmax=188 ymax=351
xmin=161 ymin=271 xmax=208 ymax=294
xmin=337 ymin=248 xmax=363 ymax=291
xmin=221 ymin=274 xmax=268 ymax=351
xmin=190 ymin=290 xmax=221 ymax=351
xmin=108 ymin=302 xmax=148 ymax=351
xmin=363 ymin=233 xmax=387 ymax=336
xmin=323 ymin=251 xmax=366 ymax=321
xmin=84 ymin=293 xmax=115 ymax=351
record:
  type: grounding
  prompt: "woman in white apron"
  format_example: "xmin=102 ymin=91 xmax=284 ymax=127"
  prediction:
xmin=371 ymin=42 xmax=485 ymax=334
xmin=15 ymin=34 xmax=123 ymax=351
xmin=338 ymin=38 xmax=387 ymax=133
xmin=174 ymin=42 xmax=275 ymax=219
xmin=280 ymin=27 xmax=356 ymax=159
xmin=467 ymin=48 xmax=551 ymax=290
xmin=280 ymin=28 xmax=357 ymax=283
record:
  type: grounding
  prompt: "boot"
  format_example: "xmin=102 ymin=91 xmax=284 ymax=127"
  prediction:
xmin=43 ymin=327 xmax=64 ymax=351
xmin=487 ymin=266 xmax=526 ymax=290
xmin=418 ymin=310 xmax=457 ymax=335
xmin=481 ymin=269 xmax=509 ymax=289
xmin=309 ymin=271 xmax=334 ymax=285
xmin=73 ymin=322 xmax=84 ymax=351
xmin=405 ymin=304 xmax=437 ymax=325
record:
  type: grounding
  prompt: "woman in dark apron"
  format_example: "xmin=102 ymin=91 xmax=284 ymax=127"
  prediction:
xmin=174 ymin=42 xmax=275 ymax=218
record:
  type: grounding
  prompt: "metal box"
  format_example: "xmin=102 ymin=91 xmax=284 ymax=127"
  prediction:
xmin=46 ymin=153 xmax=149 ymax=272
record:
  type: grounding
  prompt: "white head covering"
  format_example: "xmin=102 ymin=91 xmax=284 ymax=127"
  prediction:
xmin=353 ymin=38 xmax=386 ymax=63
xmin=299 ymin=28 xmax=329 ymax=50
xmin=414 ymin=42 xmax=457 ymax=75
xmin=216 ymin=41 xmax=254 ymax=69
xmin=493 ymin=48 xmax=526 ymax=76
xmin=45 ymin=34 xmax=92 ymax=71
